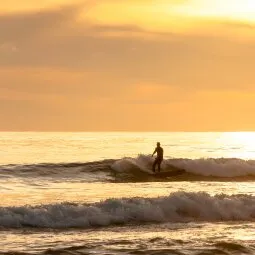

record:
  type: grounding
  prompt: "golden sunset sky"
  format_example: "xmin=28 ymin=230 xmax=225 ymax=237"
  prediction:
xmin=1 ymin=0 xmax=255 ymax=131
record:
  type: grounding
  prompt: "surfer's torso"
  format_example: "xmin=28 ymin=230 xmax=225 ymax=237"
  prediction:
xmin=155 ymin=147 xmax=163 ymax=159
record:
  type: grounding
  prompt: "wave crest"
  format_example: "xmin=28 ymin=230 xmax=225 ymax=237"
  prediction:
xmin=0 ymin=192 xmax=255 ymax=228
xmin=2 ymin=155 xmax=255 ymax=181
xmin=112 ymin=155 xmax=255 ymax=177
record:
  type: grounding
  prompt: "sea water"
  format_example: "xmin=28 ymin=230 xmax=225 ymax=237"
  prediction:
xmin=0 ymin=132 xmax=255 ymax=255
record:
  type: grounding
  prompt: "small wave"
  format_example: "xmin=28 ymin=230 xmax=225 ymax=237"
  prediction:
xmin=0 ymin=160 xmax=115 ymax=179
xmin=0 ymin=192 xmax=255 ymax=229
xmin=214 ymin=241 xmax=254 ymax=254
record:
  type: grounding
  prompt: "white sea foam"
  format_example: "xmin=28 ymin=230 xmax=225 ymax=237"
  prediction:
xmin=112 ymin=155 xmax=255 ymax=177
xmin=169 ymin=158 xmax=255 ymax=177
xmin=112 ymin=155 xmax=154 ymax=173
xmin=0 ymin=192 xmax=255 ymax=228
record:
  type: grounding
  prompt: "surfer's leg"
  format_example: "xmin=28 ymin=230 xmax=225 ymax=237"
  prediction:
xmin=152 ymin=159 xmax=157 ymax=172
xmin=157 ymin=162 xmax=160 ymax=172
xmin=153 ymin=158 xmax=159 ymax=172
xmin=153 ymin=158 xmax=160 ymax=172
xmin=158 ymin=159 xmax=162 ymax=172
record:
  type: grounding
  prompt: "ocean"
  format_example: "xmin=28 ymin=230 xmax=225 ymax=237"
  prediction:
xmin=0 ymin=132 xmax=255 ymax=255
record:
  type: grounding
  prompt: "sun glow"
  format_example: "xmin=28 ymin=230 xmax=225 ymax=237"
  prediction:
xmin=81 ymin=0 xmax=255 ymax=35
xmin=172 ymin=0 xmax=255 ymax=23
xmin=220 ymin=132 xmax=255 ymax=159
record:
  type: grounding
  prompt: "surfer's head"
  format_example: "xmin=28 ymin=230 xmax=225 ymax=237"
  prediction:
xmin=157 ymin=142 xmax=160 ymax=147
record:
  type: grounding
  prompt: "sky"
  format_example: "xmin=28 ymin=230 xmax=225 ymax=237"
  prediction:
xmin=1 ymin=0 xmax=255 ymax=131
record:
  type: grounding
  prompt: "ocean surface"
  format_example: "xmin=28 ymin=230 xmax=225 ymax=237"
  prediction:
xmin=0 ymin=132 xmax=255 ymax=255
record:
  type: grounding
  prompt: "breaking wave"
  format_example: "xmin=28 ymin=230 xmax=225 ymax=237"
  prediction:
xmin=112 ymin=155 xmax=255 ymax=178
xmin=0 ymin=192 xmax=255 ymax=229
xmin=1 ymin=155 xmax=255 ymax=181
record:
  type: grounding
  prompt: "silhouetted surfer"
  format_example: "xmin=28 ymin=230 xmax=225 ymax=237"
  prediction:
xmin=152 ymin=142 xmax=164 ymax=173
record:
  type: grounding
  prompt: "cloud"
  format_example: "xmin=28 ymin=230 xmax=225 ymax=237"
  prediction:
xmin=0 ymin=43 xmax=18 ymax=53
xmin=0 ymin=4 xmax=255 ymax=92
xmin=220 ymin=20 xmax=255 ymax=30
xmin=0 ymin=2 xmax=255 ymax=131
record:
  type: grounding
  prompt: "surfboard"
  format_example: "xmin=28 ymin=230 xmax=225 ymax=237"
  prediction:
xmin=151 ymin=169 xmax=186 ymax=178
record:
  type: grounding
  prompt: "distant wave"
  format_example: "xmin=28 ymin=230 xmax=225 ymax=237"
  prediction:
xmin=0 ymin=192 xmax=255 ymax=228
xmin=1 ymin=155 xmax=255 ymax=181
xmin=0 ymin=160 xmax=115 ymax=180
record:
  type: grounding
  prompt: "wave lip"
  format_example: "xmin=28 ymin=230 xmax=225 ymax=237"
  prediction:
xmin=0 ymin=192 xmax=255 ymax=229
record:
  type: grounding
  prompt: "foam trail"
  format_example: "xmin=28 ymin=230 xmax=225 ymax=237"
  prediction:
xmin=112 ymin=155 xmax=154 ymax=173
xmin=0 ymin=192 xmax=255 ymax=228
xmin=168 ymin=158 xmax=255 ymax=177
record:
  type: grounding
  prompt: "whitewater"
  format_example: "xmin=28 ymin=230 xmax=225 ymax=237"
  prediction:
xmin=0 ymin=132 xmax=255 ymax=255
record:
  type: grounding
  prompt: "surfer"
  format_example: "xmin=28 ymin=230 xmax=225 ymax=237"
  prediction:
xmin=152 ymin=142 xmax=164 ymax=173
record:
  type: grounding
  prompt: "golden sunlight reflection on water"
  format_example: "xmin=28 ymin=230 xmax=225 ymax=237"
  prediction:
xmin=1 ymin=181 xmax=255 ymax=207
xmin=219 ymin=132 xmax=255 ymax=159
xmin=1 ymin=222 xmax=255 ymax=254
xmin=1 ymin=132 xmax=255 ymax=165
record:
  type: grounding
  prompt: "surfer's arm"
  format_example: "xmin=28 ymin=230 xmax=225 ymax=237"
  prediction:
xmin=152 ymin=148 xmax=157 ymax=157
